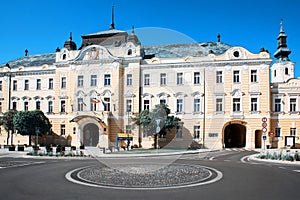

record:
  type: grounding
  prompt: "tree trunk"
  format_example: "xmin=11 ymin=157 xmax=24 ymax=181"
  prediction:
xmin=29 ymin=135 xmax=32 ymax=146
xmin=154 ymin=133 xmax=158 ymax=149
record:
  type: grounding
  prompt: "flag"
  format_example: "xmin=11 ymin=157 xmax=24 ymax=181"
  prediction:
xmin=91 ymin=97 xmax=101 ymax=104
xmin=100 ymin=97 xmax=109 ymax=107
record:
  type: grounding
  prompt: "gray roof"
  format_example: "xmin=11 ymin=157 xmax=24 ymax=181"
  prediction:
xmin=143 ymin=42 xmax=231 ymax=58
xmin=1 ymin=42 xmax=231 ymax=69
xmin=0 ymin=53 xmax=56 ymax=69
xmin=82 ymin=29 xmax=126 ymax=37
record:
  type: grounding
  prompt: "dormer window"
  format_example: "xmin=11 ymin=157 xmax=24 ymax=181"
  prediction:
xmin=127 ymin=49 xmax=132 ymax=55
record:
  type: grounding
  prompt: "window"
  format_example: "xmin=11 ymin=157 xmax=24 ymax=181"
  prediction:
xmin=233 ymin=98 xmax=241 ymax=112
xmin=0 ymin=81 xmax=2 ymax=91
xmin=290 ymin=98 xmax=297 ymax=112
xmin=216 ymin=98 xmax=223 ymax=112
xmin=73 ymin=127 xmax=76 ymax=135
xmin=13 ymin=80 xmax=17 ymax=91
xmin=126 ymin=99 xmax=132 ymax=112
xmin=274 ymin=98 xmax=281 ymax=112
xmin=160 ymin=73 xmax=166 ymax=85
xmin=48 ymin=101 xmax=53 ymax=113
xmin=160 ymin=99 xmax=166 ymax=104
xmin=285 ymin=67 xmax=289 ymax=75
xmin=60 ymin=124 xmax=66 ymax=136
xmin=274 ymin=70 xmax=277 ymax=77
xmin=143 ymin=99 xmax=150 ymax=110
xmin=275 ymin=128 xmax=281 ymax=137
xmin=61 ymin=77 xmax=66 ymax=89
xmin=104 ymin=74 xmax=111 ymax=86
xmin=251 ymin=70 xmax=258 ymax=82
xmin=176 ymin=99 xmax=183 ymax=113
xmin=36 ymin=79 xmax=41 ymax=90
xmin=144 ymin=74 xmax=150 ymax=86
xmin=91 ymin=75 xmax=97 ymax=86
xmin=49 ymin=78 xmax=53 ymax=89
xmin=194 ymin=72 xmax=200 ymax=84
xmin=24 ymin=102 xmax=29 ymax=111
xmin=194 ymin=125 xmax=201 ymax=139
xmin=90 ymin=98 xmax=97 ymax=111
xmin=12 ymin=102 xmax=17 ymax=111
xmin=60 ymin=100 xmax=66 ymax=113
xmin=24 ymin=80 xmax=29 ymax=90
xmin=233 ymin=70 xmax=240 ymax=83
xmin=251 ymin=98 xmax=258 ymax=112
xmin=216 ymin=71 xmax=223 ymax=83
xmin=77 ymin=98 xmax=84 ymax=111
xmin=194 ymin=98 xmax=201 ymax=112
xmin=127 ymin=74 xmax=132 ymax=86
xmin=103 ymin=97 xmax=110 ymax=111
xmin=177 ymin=73 xmax=183 ymax=85
xmin=290 ymin=128 xmax=297 ymax=136
xmin=36 ymin=101 xmax=41 ymax=110
xmin=77 ymin=75 xmax=84 ymax=87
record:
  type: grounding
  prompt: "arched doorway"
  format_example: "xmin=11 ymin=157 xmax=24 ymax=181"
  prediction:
xmin=224 ymin=123 xmax=246 ymax=148
xmin=83 ymin=123 xmax=99 ymax=146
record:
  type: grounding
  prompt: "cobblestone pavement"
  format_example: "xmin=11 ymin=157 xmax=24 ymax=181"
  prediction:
xmin=74 ymin=163 xmax=219 ymax=189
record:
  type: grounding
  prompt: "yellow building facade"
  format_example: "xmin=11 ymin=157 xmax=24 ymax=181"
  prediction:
xmin=0 ymin=20 xmax=298 ymax=150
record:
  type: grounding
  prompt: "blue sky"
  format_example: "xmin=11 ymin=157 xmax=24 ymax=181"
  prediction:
xmin=1 ymin=0 xmax=300 ymax=77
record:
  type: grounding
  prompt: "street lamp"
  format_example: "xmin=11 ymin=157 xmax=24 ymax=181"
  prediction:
xmin=5 ymin=63 xmax=13 ymax=145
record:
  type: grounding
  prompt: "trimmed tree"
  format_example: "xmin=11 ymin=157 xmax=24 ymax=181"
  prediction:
xmin=133 ymin=104 xmax=181 ymax=149
xmin=13 ymin=110 xmax=52 ymax=145
xmin=0 ymin=110 xmax=17 ymax=144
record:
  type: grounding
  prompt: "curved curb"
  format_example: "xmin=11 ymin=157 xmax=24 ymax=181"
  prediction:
xmin=65 ymin=165 xmax=223 ymax=190
xmin=247 ymin=153 xmax=300 ymax=166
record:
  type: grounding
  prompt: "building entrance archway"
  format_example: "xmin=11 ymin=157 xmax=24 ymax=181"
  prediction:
xmin=83 ymin=123 xmax=99 ymax=146
xmin=224 ymin=123 xmax=246 ymax=148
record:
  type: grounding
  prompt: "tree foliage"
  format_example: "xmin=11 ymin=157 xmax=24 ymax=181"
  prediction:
xmin=13 ymin=110 xmax=52 ymax=136
xmin=133 ymin=104 xmax=181 ymax=137
xmin=0 ymin=110 xmax=16 ymax=132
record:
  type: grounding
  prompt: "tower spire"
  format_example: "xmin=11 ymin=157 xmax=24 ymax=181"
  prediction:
xmin=110 ymin=4 xmax=115 ymax=30
xmin=274 ymin=19 xmax=291 ymax=61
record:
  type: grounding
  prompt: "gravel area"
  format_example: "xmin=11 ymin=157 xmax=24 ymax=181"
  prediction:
xmin=78 ymin=164 xmax=211 ymax=188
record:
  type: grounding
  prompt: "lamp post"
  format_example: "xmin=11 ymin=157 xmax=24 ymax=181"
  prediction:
xmin=5 ymin=63 xmax=12 ymax=145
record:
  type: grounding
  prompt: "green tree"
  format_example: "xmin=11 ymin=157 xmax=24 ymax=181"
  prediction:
xmin=13 ymin=110 xmax=52 ymax=145
xmin=0 ymin=110 xmax=17 ymax=144
xmin=133 ymin=104 xmax=181 ymax=149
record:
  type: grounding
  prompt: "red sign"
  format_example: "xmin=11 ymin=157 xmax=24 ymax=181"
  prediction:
xmin=262 ymin=127 xmax=267 ymax=133
xmin=262 ymin=117 xmax=267 ymax=122
xmin=262 ymin=122 xmax=267 ymax=128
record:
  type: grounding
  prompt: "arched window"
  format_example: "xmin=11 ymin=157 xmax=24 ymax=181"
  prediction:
xmin=127 ymin=49 xmax=132 ymax=55
xmin=274 ymin=70 xmax=277 ymax=77
xmin=62 ymin=54 xmax=67 ymax=60
xmin=285 ymin=67 xmax=289 ymax=75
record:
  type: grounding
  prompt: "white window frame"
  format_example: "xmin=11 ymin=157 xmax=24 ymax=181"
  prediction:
xmin=233 ymin=70 xmax=240 ymax=83
xmin=160 ymin=73 xmax=167 ymax=85
xmin=289 ymin=96 xmax=298 ymax=112
xmin=194 ymin=97 xmax=201 ymax=113
xmin=91 ymin=75 xmax=97 ymax=86
xmin=104 ymin=74 xmax=111 ymax=86
xmin=194 ymin=72 xmax=200 ymax=84
xmin=144 ymin=74 xmax=150 ymax=86
xmin=250 ymin=69 xmax=258 ymax=83
xmin=194 ymin=125 xmax=201 ymax=140
xmin=273 ymin=95 xmax=283 ymax=113
xmin=216 ymin=71 xmax=223 ymax=83
xmin=177 ymin=72 xmax=183 ymax=85
xmin=127 ymin=74 xmax=132 ymax=86
xmin=215 ymin=97 xmax=224 ymax=113
xmin=290 ymin=128 xmax=297 ymax=137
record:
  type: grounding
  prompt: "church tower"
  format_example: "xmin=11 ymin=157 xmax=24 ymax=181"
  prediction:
xmin=271 ymin=20 xmax=295 ymax=83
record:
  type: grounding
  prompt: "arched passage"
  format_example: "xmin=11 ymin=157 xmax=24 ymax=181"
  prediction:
xmin=224 ymin=123 xmax=246 ymax=148
xmin=83 ymin=123 xmax=99 ymax=146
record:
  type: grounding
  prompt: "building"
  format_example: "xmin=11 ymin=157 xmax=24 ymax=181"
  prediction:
xmin=0 ymin=14 xmax=299 ymax=150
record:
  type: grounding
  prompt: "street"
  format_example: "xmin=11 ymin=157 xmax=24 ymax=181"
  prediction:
xmin=0 ymin=149 xmax=299 ymax=200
